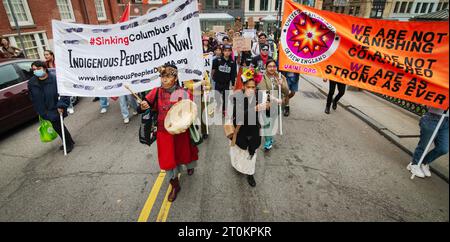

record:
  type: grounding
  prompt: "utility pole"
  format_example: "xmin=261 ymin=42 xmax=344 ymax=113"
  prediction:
xmin=6 ymin=0 xmax=27 ymax=58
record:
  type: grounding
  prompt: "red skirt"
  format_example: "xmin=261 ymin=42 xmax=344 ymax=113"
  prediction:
xmin=156 ymin=129 xmax=199 ymax=170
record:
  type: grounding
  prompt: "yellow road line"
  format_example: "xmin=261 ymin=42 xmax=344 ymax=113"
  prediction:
xmin=156 ymin=174 xmax=181 ymax=222
xmin=137 ymin=171 xmax=166 ymax=222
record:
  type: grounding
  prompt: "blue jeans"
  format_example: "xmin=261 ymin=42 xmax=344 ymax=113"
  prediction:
xmin=119 ymin=95 xmax=138 ymax=119
xmin=412 ymin=113 xmax=449 ymax=165
xmin=99 ymin=97 xmax=109 ymax=109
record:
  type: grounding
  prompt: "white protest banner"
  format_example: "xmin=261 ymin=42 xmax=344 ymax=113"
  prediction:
xmin=242 ymin=29 xmax=256 ymax=39
xmin=203 ymin=53 xmax=213 ymax=74
xmin=53 ymin=0 xmax=204 ymax=97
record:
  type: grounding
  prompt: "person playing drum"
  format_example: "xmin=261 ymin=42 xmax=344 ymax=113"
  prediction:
xmin=139 ymin=64 xmax=199 ymax=202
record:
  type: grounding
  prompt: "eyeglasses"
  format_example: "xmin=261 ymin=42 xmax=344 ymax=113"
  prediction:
xmin=261 ymin=49 xmax=269 ymax=51
xmin=92 ymin=28 xmax=112 ymax=33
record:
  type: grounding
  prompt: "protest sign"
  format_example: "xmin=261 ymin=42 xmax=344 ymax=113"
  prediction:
xmin=52 ymin=0 xmax=204 ymax=97
xmin=279 ymin=0 xmax=449 ymax=109
xmin=242 ymin=29 xmax=256 ymax=39
xmin=248 ymin=17 xmax=255 ymax=29
xmin=203 ymin=53 xmax=213 ymax=74
xmin=215 ymin=32 xmax=228 ymax=43
xmin=233 ymin=37 xmax=252 ymax=51
xmin=213 ymin=25 xmax=225 ymax=33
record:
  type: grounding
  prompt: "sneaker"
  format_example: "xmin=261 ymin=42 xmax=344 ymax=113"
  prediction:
xmin=124 ymin=118 xmax=130 ymax=124
xmin=247 ymin=175 xmax=256 ymax=187
xmin=284 ymin=106 xmax=290 ymax=117
xmin=92 ymin=97 xmax=99 ymax=102
xmin=407 ymin=163 xmax=425 ymax=178
xmin=100 ymin=108 xmax=107 ymax=114
xmin=421 ymin=164 xmax=432 ymax=177
xmin=67 ymin=107 xmax=74 ymax=114
xmin=264 ymin=139 xmax=272 ymax=151
xmin=132 ymin=110 xmax=138 ymax=116
xmin=332 ymin=102 xmax=338 ymax=110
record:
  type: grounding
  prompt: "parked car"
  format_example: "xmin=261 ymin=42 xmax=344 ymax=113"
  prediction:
xmin=0 ymin=58 xmax=78 ymax=135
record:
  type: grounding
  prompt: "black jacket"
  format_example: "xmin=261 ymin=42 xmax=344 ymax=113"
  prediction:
xmin=27 ymin=72 xmax=70 ymax=121
xmin=229 ymin=90 xmax=262 ymax=153
xmin=212 ymin=57 xmax=236 ymax=90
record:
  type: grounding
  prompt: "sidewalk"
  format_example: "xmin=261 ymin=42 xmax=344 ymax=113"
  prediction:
xmin=301 ymin=75 xmax=449 ymax=182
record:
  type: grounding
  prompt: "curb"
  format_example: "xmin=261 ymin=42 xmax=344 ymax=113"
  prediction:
xmin=301 ymin=75 xmax=449 ymax=183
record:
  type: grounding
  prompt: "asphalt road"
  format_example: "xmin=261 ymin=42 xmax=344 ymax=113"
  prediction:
xmin=0 ymin=80 xmax=448 ymax=221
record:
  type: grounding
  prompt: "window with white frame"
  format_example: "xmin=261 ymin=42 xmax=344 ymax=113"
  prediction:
xmin=57 ymin=0 xmax=75 ymax=22
xmin=94 ymin=0 xmax=107 ymax=21
xmin=260 ymin=0 xmax=269 ymax=11
xmin=2 ymin=0 xmax=34 ymax=26
xmin=7 ymin=32 xmax=49 ymax=59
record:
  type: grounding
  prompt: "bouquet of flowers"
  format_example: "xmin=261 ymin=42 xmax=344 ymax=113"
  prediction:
xmin=241 ymin=66 xmax=263 ymax=84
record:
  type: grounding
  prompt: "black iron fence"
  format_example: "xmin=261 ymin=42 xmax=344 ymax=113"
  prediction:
xmin=372 ymin=92 xmax=428 ymax=116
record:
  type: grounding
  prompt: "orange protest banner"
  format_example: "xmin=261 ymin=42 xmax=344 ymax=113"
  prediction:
xmin=279 ymin=0 xmax=449 ymax=109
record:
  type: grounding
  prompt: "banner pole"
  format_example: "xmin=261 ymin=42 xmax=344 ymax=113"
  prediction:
xmin=278 ymin=73 xmax=283 ymax=135
xmin=204 ymin=90 xmax=209 ymax=135
xmin=60 ymin=113 xmax=67 ymax=156
xmin=411 ymin=109 xmax=448 ymax=180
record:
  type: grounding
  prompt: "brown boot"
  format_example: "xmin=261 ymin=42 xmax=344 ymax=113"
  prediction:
xmin=168 ymin=177 xmax=181 ymax=202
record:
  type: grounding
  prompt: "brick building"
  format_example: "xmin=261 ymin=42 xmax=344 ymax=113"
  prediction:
xmin=0 ymin=0 xmax=120 ymax=59
xmin=116 ymin=0 xmax=172 ymax=19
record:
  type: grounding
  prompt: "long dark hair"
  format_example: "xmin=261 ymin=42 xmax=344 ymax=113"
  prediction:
xmin=44 ymin=50 xmax=55 ymax=67
xmin=31 ymin=60 xmax=49 ymax=73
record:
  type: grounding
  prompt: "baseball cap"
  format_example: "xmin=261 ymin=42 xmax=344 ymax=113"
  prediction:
xmin=223 ymin=44 xmax=232 ymax=50
xmin=260 ymin=44 xmax=269 ymax=51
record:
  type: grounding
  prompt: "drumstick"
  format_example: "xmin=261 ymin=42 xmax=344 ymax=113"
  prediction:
xmin=124 ymin=85 xmax=143 ymax=104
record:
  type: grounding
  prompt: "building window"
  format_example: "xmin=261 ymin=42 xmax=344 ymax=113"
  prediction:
xmin=205 ymin=0 xmax=213 ymax=8
xmin=393 ymin=1 xmax=400 ymax=13
xmin=415 ymin=2 xmax=422 ymax=13
xmin=2 ymin=0 xmax=34 ymax=26
xmin=437 ymin=2 xmax=442 ymax=10
xmin=275 ymin=0 xmax=280 ymax=10
xmin=260 ymin=0 xmax=269 ymax=11
xmin=407 ymin=1 xmax=413 ymax=13
xmin=421 ymin=2 xmax=429 ymax=13
xmin=349 ymin=6 xmax=354 ymax=15
xmin=94 ymin=0 xmax=107 ymax=21
xmin=249 ymin=0 xmax=255 ymax=11
xmin=355 ymin=6 xmax=360 ymax=15
xmin=57 ymin=0 xmax=76 ymax=22
xmin=399 ymin=1 xmax=407 ymax=13
xmin=428 ymin=3 xmax=435 ymax=12
xmin=7 ymin=32 xmax=48 ymax=59
xmin=233 ymin=0 xmax=240 ymax=9
xmin=443 ymin=2 xmax=449 ymax=9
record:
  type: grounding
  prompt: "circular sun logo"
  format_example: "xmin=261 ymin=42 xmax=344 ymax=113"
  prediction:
xmin=281 ymin=10 xmax=340 ymax=65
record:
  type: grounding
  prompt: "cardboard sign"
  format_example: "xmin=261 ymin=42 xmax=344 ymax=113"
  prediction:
xmin=233 ymin=37 xmax=252 ymax=51
xmin=212 ymin=25 xmax=225 ymax=33
xmin=248 ymin=17 xmax=254 ymax=27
